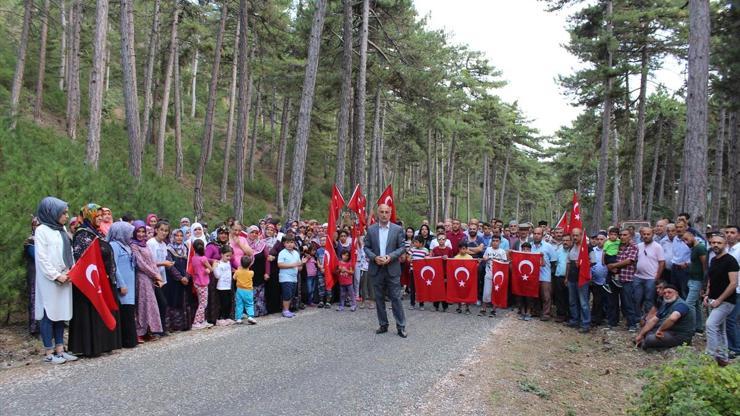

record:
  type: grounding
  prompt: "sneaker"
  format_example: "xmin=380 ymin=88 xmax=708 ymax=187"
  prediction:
xmin=456 ymin=308 xmax=462 ymax=314
xmin=350 ymin=306 xmax=357 ymax=312
xmin=336 ymin=306 xmax=344 ymax=311
xmin=246 ymin=317 xmax=257 ymax=325
xmin=476 ymin=300 xmax=482 ymax=306
xmin=44 ymin=354 xmax=66 ymax=364
xmin=465 ymin=308 xmax=471 ymax=315
xmin=299 ymin=303 xmax=306 ymax=310
xmin=478 ymin=310 xmax=486 ymax=317
xmin=489 ymin=310 xmax=496 ymax=317
xmin=59 ymin=351 xmax=78 ymax=362
xmin=523 ymin=314 xmax=532 ymax=321
xmin=282 ymin=311 xmax=294 ymax=318
xmin=602 ymin=283 xmax=612 ymax=294
xmin=409 ymin=305 xmax=416 ymax=310
xmin=235 ymin=319 xmax=243 ymax=324
xmin=628 ymin=325 xmax=638 ymax=333
xmin=317 ymin=302 xmax=325 ymax=309
xmin=359 ymin=303 xmax=365 ymax=309
xmin=215 ymin=319 xmax=225 ymax=326
xmin=419 ymin=305 xmax=425 ymax=311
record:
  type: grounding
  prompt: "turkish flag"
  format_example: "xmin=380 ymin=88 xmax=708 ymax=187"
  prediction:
xmin=376 ymin=185 xmax=397 ymax=223
xmin=323 ymin=235 xmax=337 ymax=290
xmin=347 ymin=184 xmax=367 ymax=229
xmin=413 ymin=257 xmax=446 ymax=302
xmin=556 ymin=210 xmax=569 ymax=233
xmin=327 ymin=200 xmax=338 ymax=239
xmin=350 ymin=225 xmax=360 ymax=267
xmin=332 ymin=184 xmax=346 ymax=219
xmin=510 ymin=250 xmax=541 ymax=298
xmin=491 ymin=260 xmax=510 ymax=308
xmin=578 ymin=234 xmax=592 ymax=287
xmin=570 ymin=191 xmax=583 ymax=231
xmin=445 ymin=258 xmax=478 ymax=303
xmin=68 ymin=239 xmax=117 ymax=330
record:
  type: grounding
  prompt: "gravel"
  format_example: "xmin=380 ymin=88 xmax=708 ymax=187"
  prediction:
xmin=0 ymin=305 xmax=498 ymax=416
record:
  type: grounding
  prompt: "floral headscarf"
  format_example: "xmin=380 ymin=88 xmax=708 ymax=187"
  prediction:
xmin=245 ymin=225 xmax=266 ymax=253
xmin=131 ymin=220 xmax=148 ymax=248
xmin=80 ymin=203 xmax=103 ymax=238
xmin=99 ymin=207 xmax=113 ymax=236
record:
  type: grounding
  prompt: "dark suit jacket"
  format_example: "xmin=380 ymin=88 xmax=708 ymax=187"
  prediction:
xmin=363 ymin=222 xmax=406 ymax=277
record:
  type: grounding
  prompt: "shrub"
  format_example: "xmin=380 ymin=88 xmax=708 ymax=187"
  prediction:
xmin=629 ymin=347 xmax=739 ymax=416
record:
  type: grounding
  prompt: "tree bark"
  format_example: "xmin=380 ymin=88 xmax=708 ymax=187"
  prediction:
xmin=443 ymin=134 xmax=457 ymax=220
xmin=592 ymin=0 xmax=613 ymax=232
xmin=729 ymin=110 xmax=739 ymax=224
xmin=334 ymin=0 xmax=353 ymax=194
xmin=104 ymin=23 xmax=111 ymax=92
xmin=141 ymin=0 xmax=161 ymax=150
xmin=232 ymin=0 xmax=251 ymax=221
xmin=678 ymin=0 xmax=710 ymax=232
xmin=173 ymin=42 xmax=183 ymax=180
xmin=119 ymin=0 xmax=142 ymax=180
xmin=481 ymin=152 xmax=488 ymax=219
xmin=65 ymin=0 xmax=81 ymax=140
xmin=351 ymin=0 xmax=370 ymax=195
xmin=612 ymin=129 xmax=620 ymax=226
xmin=220 ymin=19 xmax=241 ymax=203
xmin=285 ymin=0 xmax=328 ymax=221
xmin=645 ymin=119 xmax=663 ymax=221
xmin=85 ymin=0 xmax=110 ymax=169
xmin=9 ymin=0 xmax=32 ymax=128
xmin=276 ymin=97 xmax=291 ymax=217
xmin=154 ymin=0 xmax=180 ymax=177
xmin=369 ymin=87 xmax=382 ymax=202
xmin=633 ymin=44 xmax=649 ymax=219
xmin=709 ymin=108 xmax=725 ymax=227
xmin=59 ymin=0 xmax=66 ymax=91
xmin=194 ymin=2 xmax=227 ymax=216
xmin=248 ymin=79 xmax=262 ymax=181
xmin=33 ymin=0 xmax=51 ymax=122
xmin=498 ymin=149 xmax=510 ymax=219
xmin=426 ymin=128 xmax=434 ymax=222
xmin=190 ymin=42 xmax=199 ymax=118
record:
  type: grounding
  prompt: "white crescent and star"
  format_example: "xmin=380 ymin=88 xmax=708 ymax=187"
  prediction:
xmin=454 ymin=266 xmax=470 ymax=287
xmin=383 ymin=196 xmax=393 ymax=206
xmin=419 ymin=265 xmax=436 ymax=286
xmin=518 ymin=259 xmax=534 ymax=280
xmin=493 ymin=270 xmax=505 ymax=292
xmin=85 ymin=264 xmax=102 ymax=294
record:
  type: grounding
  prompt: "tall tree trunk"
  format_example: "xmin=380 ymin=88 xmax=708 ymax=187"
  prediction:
xmin=268 ymin=84 xmax=277 ymax=165
xmin=119 ymin=0 xmax=141 ymax=179
xmin=645 ymin=119 xmax=663 ymax=221
xmin=489 ymin=156 xmax=497 ymax=220
xmin=9 ymin=0 xmax=32 ymax=128
xmin=334 ymin=0 xmax=353 ymax=194
xmin=194 ymin=3 xmax=227 ymax=216
xmin=678 ymin=0 xmax=710 ymax=232
xmin=85 ymin=0 xmax=110 ymax=169
xmin=426 ymin=128 xmax=434 ymax=222
xmin=709 ymin=108 xmax=725 ymax=227
xmin=440 ymin=141 xmax=446 ymax=218
xmin=220 ymin=19 xmax=241 ymax=203
xmin=173 ymin=42 xmax=183 ymax=179
xmin=466 ymin=172 xmax=471 ymax=221
xmin=65 ymin=0 xmax=81 ymax=140
xmin=154 ymin=0 xmax=180 ymax=177
xmin=141 ymin=0 xmax=161 ymax=152
xmin=592 ymin=0 xmax=613 ymax=233
xmin=369 ymin=87 xmax=382 ymax=202
xmin=443 ymin=134 xmax=457 ymax=220
xmin=276 ymin=97 xmax=291 ymax=217
xmin=33 ymin=0 xmax=51 ymax=122
xmin=498 ymin=149 xmax=510 ymax=219
xmin=612 ymin=129 xmax=620 ymax=226
xmin=633 ymin=44 xmax=649 ymax=219
xmin=248 ymin=79 xmax=262 ymax=181
xmin=481 ymin=153 xmax=488 ymax=219
xmin=190 ymin=41 xmax=199 ymax=118
xmin=351 ymin=0 xmax=370 ymax=195
xmin=729 ymin=110 xmax=739 ymax=224
xmin=232 ymin=0 xmax=251 ymax=221
xmin=285 ymin=0 xmax=328 ymax=221
xmin=59 ymin=0 xmax=67 ymax=91
xmin=104 ymin=23 xmax=111 ymax=92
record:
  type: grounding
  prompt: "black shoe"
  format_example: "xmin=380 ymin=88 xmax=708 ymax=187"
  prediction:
xmin=397 ymin=328 xmax=408 ymax=338
xmin=375 ymin=325 xmax=389 ymax=334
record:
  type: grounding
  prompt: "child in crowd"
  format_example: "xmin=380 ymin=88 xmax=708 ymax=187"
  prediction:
xmin=454 ymin=242 xmax=474 ymax=315
xmin=316 ymin=236 xmax=330 ymax=308
xmin=213 ymin=245 xmax=235 ymax=325
xmin=603 ymin=226 xmax=620 ymax=292
xmin=481 ymin=235 xmax=508 ymax=317
xmin=432 ymin=233 xmax=452 ymax=312
xmin=191 ymin=240 xmax=214 ymax=329
xmin=277 ymin=236 xmax=304 ymax=318
xmin=356 ymin=237 xmax=372 ymax=309
xmin=233 ymin=256 xmax=257 ymax=325
xmin=303 ymin=245 xmax=318 ymax=307
xmin=336 ymin=250 xmax=356 ymax=311
xmin=409 ymin=236 xmax=430 ymax=310
xmin=519 ymin=242 xmax=535 ymax=320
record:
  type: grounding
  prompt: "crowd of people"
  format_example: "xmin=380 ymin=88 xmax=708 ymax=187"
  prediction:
xmin=25 ymin=196 xmax=739 ymax=367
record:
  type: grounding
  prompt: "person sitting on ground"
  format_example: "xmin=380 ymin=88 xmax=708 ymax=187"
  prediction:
xmin=635 ymin=284 xmax=695 ymax=351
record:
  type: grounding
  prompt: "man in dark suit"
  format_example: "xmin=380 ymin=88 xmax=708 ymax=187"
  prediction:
xmin=364 ymin=204 xmax=408 ymax=337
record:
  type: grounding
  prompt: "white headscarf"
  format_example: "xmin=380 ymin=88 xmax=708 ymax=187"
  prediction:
xmin=189 ymin=222 xmax=208 ymax=247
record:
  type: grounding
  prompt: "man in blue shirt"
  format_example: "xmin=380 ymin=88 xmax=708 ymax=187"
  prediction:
xmin=672 ymin=220 xmax=692 ymax=298
xmin=531 ymin=227 xmax=556 ymax=321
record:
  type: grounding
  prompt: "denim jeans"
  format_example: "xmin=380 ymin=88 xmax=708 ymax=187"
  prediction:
xmin=706 ymin=301 xmax=734 ymax=361
xmin=633 ymin=278 xmax=656 ymax=319
xmin=671 ymin=267 xmax=689 ymax=299
xmin=608 ymin=280 xmax=639 ymax=328
xmin=39 ymin=312 xmax=65 ymax=350
xmin=725 ymin=294 xmax=739 ymax=353
xmin=686 ymin=280 xmax=705 ymax=332
xmin=306 ymin=275 xmax=317 ymax=304
xmin=567 ymin=281 xmax=591 ymax=329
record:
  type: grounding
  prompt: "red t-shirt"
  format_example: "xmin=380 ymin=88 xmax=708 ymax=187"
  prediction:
xmin=446 ymin=230 xmax=466 ymax=256
xmin=337 ymin=260 xmax=354 ymax=286
xmin=431 ymin=246 xmax=452 ymax=258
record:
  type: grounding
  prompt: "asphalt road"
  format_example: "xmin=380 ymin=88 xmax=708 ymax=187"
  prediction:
xmin=0 ymin=305 xmax=498 ymax=416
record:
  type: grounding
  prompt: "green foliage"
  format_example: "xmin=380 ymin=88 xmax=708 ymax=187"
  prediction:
xmin=629 ymin=347 xmax=740 ymax=416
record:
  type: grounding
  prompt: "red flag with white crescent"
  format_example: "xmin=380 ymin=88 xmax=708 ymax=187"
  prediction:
xmin=491 ymin=260 xmax=510 ymax=308
xmin=578 ymin=234 xmax=592 ymax=287
xmin=68 ymin=239 xmax=117 ymax=330
xmin=332 ymin=184 xmax=346 ymax=219
xmin=376 ymin=185 xmax=397 ymax=223
xmin=323 ymin=236 xmax=337 ymax=290
xmin=412 ymin=257 xmax=446 ymax=302
xmin=556 ymin=210 xmax=569 ymax=233
xmin=445 ymin=258 xmax=478 ymax=303
xmin=347 ymin=184 xmax=368 ymax=230
xmin=510 ymin=250 xmax=541 ymax=298
xmin=570 ymin=191 xmax=583 ymax=231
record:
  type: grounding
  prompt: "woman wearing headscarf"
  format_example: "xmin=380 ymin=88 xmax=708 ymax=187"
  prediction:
xmin=130 ymin=220 xmax=164 ymax=342
xmin=99 ymin=207 xmax=113 ymax=236
xmin=108 ymin=221 xmax=138 ymax=348
xmin=205 ymin=225 xmax=230 ymax=323
xmin=24 ymin=217 xmax=41 ymax=336
xmin=145 ymin=214 xmax=158 ymax=239
xmin=69 ymin=203 xmax=122 ymax=357
xmin=34 ymin=197 xmax=76 ymax=364
xmin=244 ymin=225 xmax=271 ymax=316
xmin=190 ymin=222 xmax=208 ymax=247
xmin=165 ymin=228 xmax=194 ymax=331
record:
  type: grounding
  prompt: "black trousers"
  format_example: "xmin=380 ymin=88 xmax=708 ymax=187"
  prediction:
xmin=553 ymin=276 xmax=569 ymax=319
xmin=153 ymin=286 xmax=168 ymax=333
xmin=218 ymin=290 xmax=232 ymax=319
xmin=119 ymin=304 xmax=137 ymax=348
xmin=590 ymin=284 xmax=606 ymax=325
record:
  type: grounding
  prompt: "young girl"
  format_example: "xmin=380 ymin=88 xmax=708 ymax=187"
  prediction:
xmin=233 ymin=256 xmax=257 ymax=324
xmin=481 ymin=236 xmax=508 ymax=317
xmin=213 ymin=245 xmax=235 ymax=326
xmin=191 ymin=240 xmax=214 ymax=329
xmin=336 ymin=250 xmax=356 ymax=311
xmin=303 ymin=245 xmax=318 ymax=307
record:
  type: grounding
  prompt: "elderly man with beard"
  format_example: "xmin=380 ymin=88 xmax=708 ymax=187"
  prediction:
xmin=635 ymin=284 xmax=695 ymax=350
